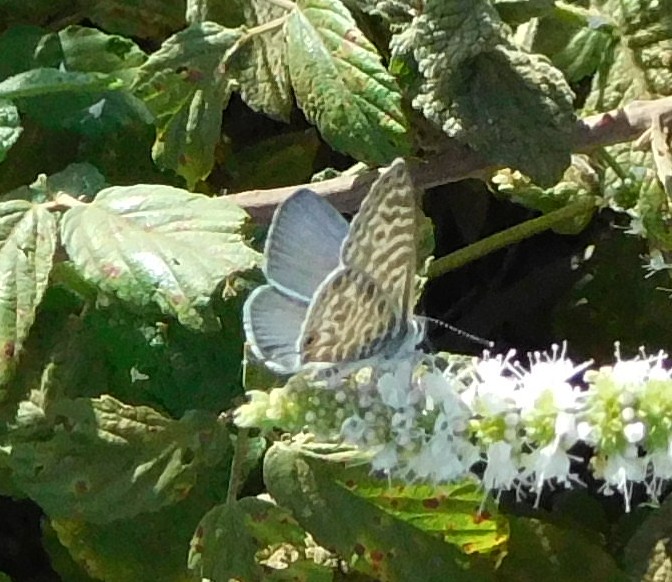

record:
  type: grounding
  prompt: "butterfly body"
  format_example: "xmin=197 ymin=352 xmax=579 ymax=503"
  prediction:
xmin=243 ymin=158 xmax=423 ymax=375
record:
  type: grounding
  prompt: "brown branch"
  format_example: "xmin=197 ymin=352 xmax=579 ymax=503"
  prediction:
xmin=227 ymin=96 xmax=672 ymax=224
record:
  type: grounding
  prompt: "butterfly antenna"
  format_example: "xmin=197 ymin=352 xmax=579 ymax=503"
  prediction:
xmin=423 ymin=317 xmax=494 ymax=349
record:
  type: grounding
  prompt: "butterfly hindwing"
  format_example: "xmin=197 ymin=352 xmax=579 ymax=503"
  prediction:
xmin=243 ymin=285 xmax=307 ymax=373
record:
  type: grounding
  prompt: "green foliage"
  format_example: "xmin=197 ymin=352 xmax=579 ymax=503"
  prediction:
xmin=5 ymin=396 xmax=229 ymax=522
xmin=499 ymin=516 xmax=625 ymax=580
xmin=264 ymin=440 xmax=498 ymax=580
xmin=285 ymin=0 xmax=411 ymax=165
xmin=0 ymin=201 xmax=56 ymax=387
xmin=391 ymin=0 xmax=575 ymax=185
xmin=233 ymin=0 xmax=293 ymax=121
xmin=0 ymin=0 xmax=672 ymax=580
xmin=60 ymin=184 xmax=260 ymax=329
xmin=0 ymin=100 xmax=21 ymax=162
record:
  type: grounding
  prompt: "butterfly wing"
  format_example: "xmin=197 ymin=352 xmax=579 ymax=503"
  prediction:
xmin=299 ymin=266 xmax=404 ymax=364
xmin=244 ymin=188 xmax=349 ymax=373
xmin=299 ymin=159 xmax=418 ymax=366
xmin=340 ymin=158 xmax=417 ymax=322
xmin=265 ymin=188 xmax=348 ymax=301
xmin=243 ymin=285 xmax=307 ymax=374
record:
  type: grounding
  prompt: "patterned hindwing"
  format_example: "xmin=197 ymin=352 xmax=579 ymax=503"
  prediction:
xmin=299 ymin=266 xmax=402 ymax=365
xmin=340 ymin=158 xmax=417 ymax=322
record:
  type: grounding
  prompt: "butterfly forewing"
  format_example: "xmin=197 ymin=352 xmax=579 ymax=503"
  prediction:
xmin=340 ymin=159 xmax=417 ymax=321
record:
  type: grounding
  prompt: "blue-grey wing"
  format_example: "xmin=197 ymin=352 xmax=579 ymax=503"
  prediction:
xmin=265 ymin=189 xmax=348 ymax=301
xmin=243 ymin=285 xmax=307 ymax=374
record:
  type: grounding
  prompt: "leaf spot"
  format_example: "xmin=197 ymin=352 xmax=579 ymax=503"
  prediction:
xmin=422 ymin=497 xmax=440 ymax=509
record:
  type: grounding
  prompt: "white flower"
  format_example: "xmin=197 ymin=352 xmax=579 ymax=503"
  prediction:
xmin=371 ymin=443 xmax=398 ymax=474
xmin=647 ymin=439 xmax=672 ymax=499
xmin=623 ymin=421 xmax=645 ymax=444
xmin=594 ymin=447 xmax=647 ymax=513
xmin=421 ymin=368 xmax=463 ymax=411
xmin=341 ymin=414 xmax=369 ymax=444
xmin=483 ymin=441 xmax=520 ymax=492
xmin=404 ymin=433 xmax=469 ymax=482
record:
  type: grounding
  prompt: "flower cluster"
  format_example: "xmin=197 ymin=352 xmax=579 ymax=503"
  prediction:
xmin=234 ymin=344 xmax=672 ymax=511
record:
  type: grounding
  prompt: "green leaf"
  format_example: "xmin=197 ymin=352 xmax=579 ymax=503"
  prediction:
xmin=499 ymin=517 xmax=625 ymax=581
xmin=1 ymin=163 xmax=107 ymax=204
xmin=42 ymin=522 xmax=99 ymax=582
xmin=584 ymin=1 xmax=672 ymax=113
xmin=155 ymin=82 xmax=229 ymax=188
xmin=56 ymin=25 xmax=147 ymax=75
xmin=398 ymin=0 xmax=575 ymax=185
xmin=190 ymin=496 xmax=336 ymax=581
xmin=5 ymin=288 xmax=246 ymax=420
xmin=132 ymin=22 xmax=243 ymax=186
xmin=579 ymin=3 xmax=672 ymax=211
xmin=86 ymin=0 xmax=187 ymax=40
xmin=0 ymin=99 xmax=22 ymax=162
xmin=6 ymin=395 xmax=230 ymax=523
xmin=189 ymin=501 xmax=264 ymax=580
xmin=0 ymin=201 xmax=56 ymax=387
xmin=46 ymin=451 xmax=232 ymax=582
xmin=285 ymin=0 xmax=411 ymax=164
xmin=60 ymin=184 xmax=260 ymax=329
xmin=230 ymin=0 xmax=292 ymax=121
xmin=76 ymin=300 xmax=248 ymax=416
xmin=0 ymin=68 xmax=123 ymax=99
xmin=552 ymin=24 xmax=615 ymax=83
xmin=264 ymin=441 xmax=495 ymax=580
xmin=0 ymin=27 xmax=149 ymax=136
xmin=354 ymin=480 xmax=508 ymax=556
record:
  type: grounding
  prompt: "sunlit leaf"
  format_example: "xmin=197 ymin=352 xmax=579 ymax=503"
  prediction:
xmin=231 ymin=0 xmax=292 ymax=121
xmin=0 ymin=68 xmax=123 ymax=99
xmin=1 ymin=163 xmax=107 ymax=204
xmin=133 ymin=22 xmax=243 ymax=186
xmin=189 ymin=501 xmax=263 ymax=580
xmin=60 ymin=184 xmax=260 ymax=329
xmin=394 ymin=0 xmax=575 ymax=185
xmin=264 ymin=440 xmax=495 ymax=581
xmin=56 ymin=25 xmax=147 ymax=75
xmin=0 ymin=99 xmax=22 ymax=162
xmin=285 ymin=0 xmax=411 ymax=164
xmin=353 ymin=480 xmax=508 ymax=555
xmin=0 ymin=200 xmax=56 ymax=386
xmin=86 ymin=0 xmax=186 ymax=40
xmin=7 ymin=394 xmax=230 ymax=523
xmin=46 ymin=444 xmax=233 ymax=581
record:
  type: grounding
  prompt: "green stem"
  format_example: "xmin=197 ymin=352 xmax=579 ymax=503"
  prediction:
xmin=427 ymin=196 xmax=597 ymax=279
xmin=226 ymin=427 xmax=250 ymax=504
xmin=595 ymin=148 xmax=629 ymax=181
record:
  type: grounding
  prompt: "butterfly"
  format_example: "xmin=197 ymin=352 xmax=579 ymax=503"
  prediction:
xmin=243 ymin=158 xmax=424 ymax=375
